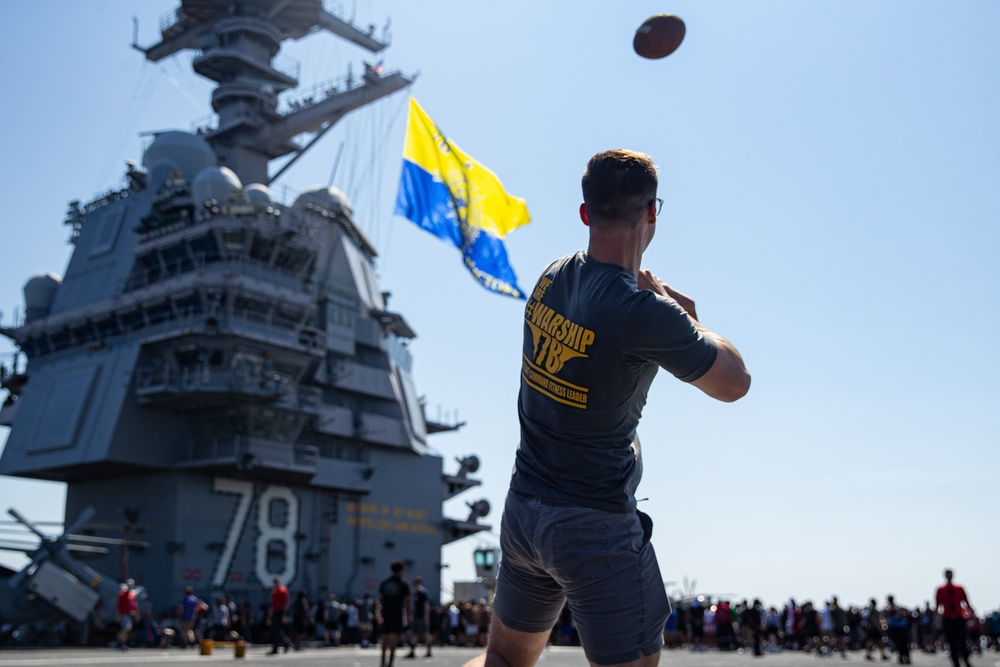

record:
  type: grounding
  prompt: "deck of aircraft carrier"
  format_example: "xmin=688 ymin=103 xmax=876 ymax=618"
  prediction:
xmin=0 ymin=644 xmax=971 ymax=667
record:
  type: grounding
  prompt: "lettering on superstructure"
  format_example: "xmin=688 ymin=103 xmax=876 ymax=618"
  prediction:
xmin=346 ymin=502 xmax=438 ymax=535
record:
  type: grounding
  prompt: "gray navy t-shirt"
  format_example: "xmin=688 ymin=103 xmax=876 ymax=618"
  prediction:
xmin=510 ymin=251 xmax=718 ymax=513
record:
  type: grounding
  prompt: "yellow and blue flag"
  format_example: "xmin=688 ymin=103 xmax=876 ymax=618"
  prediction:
xmin=394 ymin=97 xmax=530 ymax=299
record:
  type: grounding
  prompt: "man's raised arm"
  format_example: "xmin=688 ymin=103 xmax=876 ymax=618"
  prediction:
xmin=637 ymin=269 xmax=751 ymax=403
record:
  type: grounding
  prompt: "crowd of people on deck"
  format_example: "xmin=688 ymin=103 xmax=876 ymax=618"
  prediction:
xmin=1 ymin=578 xmax=496 ymax=652
xmin=5 ymin=579 xmax=999 ymax=661
xmin=155 ymin=590 xmax=495 ymax=652
xmin=650 ymin=596 xmax=1000 ymax=661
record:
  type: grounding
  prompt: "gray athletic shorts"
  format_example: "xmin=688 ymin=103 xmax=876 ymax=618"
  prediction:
xmin=492 ymin=491 xmax=669 ymax=665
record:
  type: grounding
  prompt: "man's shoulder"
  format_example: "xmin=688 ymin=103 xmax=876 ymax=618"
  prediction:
xmin=544 ymin=251 xmax=630 ymax=285
xmin=549 ymin=251 xmax=585 ymax=271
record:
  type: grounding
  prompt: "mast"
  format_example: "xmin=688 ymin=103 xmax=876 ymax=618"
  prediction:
xmin=134 ymin=0 xmax=412 ymax=185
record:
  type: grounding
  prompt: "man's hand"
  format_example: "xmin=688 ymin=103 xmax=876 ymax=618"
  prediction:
xmin=637 ymin=269 xmax=698 ymax=320
xmin=637 ymin=269 xmax=750 ymax=402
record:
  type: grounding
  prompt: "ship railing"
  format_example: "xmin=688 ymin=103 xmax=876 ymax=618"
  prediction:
xmin=226 ymin=314 xmax=326 ymax=354
xmin=135 ymin=362 xmax=322 ymax=414
xmin=190 ymin=114 xmax=218 ymax=136
xmin=278 ymin=71 xmax=357 ymax=115
xmin=0 ymin=307 xmax=25 ymax=331
xmin=130 ymin=310 xmax=205 ymax=344
xmin=230 ymin=368 xmax=322 ymax=412
xmin=285 ymin=385 xmax=323 ymax=413
xmin=230 ymin=364 xmax=290 ymax=397
xmin=135 ymin=363 xmax=169 ymax=392
xmin=177 ymin=436 xmax=318 ymax=471
xmin=81 ymin=180 xmax=138 ymax=215
xmin=136 ymin=363 xmax=289 ymax=397
xmin=132 ymin=309 xmax=325 ymax=356
xmin=62 ymin=180 xmax=138 ymax=244
xmin=321 ymin=1 xmax=385 ymax=39
xmin=158 ymin=8 xmax=188 ymax=34
xmin=193 ymin=121 xmax=216 ymax=136
xmin=125 ymin=254 xmax=308 ymax=294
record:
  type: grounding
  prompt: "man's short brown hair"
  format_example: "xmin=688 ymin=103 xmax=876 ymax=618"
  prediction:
xmin=581 ymin=149 xmax=658 ymax=227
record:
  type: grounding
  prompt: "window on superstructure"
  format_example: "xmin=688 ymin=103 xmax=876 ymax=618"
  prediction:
xmin=275 ymin=247 xmax=310 ymax=272
xmin=190 ymin=234 xmax=221 ymax=264
xmin=95 ymin=316 xmax=120 ymax=340
xmin=174 ymin=291 xmax=202 ymax=318
xmin=222 ymin=230 xmax=246 ymax=256
xmin=233 ymin=295 xmax=270 ymax=322
xmin=249 ymin=235 xmax=277 ymax=263
xmin=324 ymin=298 xmax=356 ymax=356
xmin=146 ymin=300 xmax=174 ymax=325
xmin=274 ymin=306 xmax=302 ymax=329
xmin=120 ymin=309 xmax=144 ymax=332
xmin=157 ymin=244 xmax=194 ymax=279
xmin=50 ymin=329 xmax=71 ymax=351
xmin=335 ymin=443 xmax=363 ymax=462
xmin=133 ymin=254 xmax=163 ymax=289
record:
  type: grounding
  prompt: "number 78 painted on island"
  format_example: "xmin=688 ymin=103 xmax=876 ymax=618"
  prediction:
xmin=212 ymin=478 xmax=300 ymax=588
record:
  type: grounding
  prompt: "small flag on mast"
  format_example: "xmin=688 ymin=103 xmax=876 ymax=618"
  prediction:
xmin=394 ymin=97 xmax=530 ymax=299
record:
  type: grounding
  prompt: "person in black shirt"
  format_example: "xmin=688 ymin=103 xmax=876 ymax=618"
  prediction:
xmin=742 ymin=599 xmax=764 ymax=657
xmin=406 ymin=575 xmax=433 ymax=658
xmin=379 ymin=560 xmax=412 ymax=667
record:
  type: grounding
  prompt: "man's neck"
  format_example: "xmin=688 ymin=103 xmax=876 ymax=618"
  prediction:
xmin=587 ymin=235 xmax=643 ymax=274
xmin=586 ymin=216 xmax=651 ymax=274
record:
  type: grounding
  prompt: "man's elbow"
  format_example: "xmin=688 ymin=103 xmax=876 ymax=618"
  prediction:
xmin=692 ymin=366 xmax=751 ymax=403
xmin=716 ymin=370 xmax=751 ymax=403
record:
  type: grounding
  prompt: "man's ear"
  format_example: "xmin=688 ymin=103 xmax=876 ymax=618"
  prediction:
xmin=579 ymin=203 xmax=589 ymax=226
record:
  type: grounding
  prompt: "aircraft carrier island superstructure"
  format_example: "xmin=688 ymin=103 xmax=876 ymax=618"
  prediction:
xmin=0 ymin=0 xmax=490 ymax=613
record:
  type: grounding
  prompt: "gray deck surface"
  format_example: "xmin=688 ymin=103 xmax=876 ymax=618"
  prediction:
xmin=0 ymin=645 xmax=971 ymax=667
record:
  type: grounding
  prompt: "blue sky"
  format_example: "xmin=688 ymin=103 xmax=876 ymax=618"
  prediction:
xmin=1 ymin=1 xmax=997 ymax=612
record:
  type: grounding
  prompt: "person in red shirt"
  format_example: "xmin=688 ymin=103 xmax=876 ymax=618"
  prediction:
xmin=115 ymin=579 xmax=138 ymax=651
xmin=269 ymin=577 xmax=292 ymax=654
xmin=936 ymin=568 xmax=974 ymax=667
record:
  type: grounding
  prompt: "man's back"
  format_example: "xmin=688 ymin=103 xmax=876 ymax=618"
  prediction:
xmin=379 ymin=575 xmax=410 ymax=625
xmin=513 ymin=251 xmax=716 ymax=513
xmin=936 ymin=582 xmax=968 ymax=618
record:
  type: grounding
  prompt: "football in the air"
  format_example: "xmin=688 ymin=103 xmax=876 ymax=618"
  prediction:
xmin=633 ymin=14 xmax=686 ymax=59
